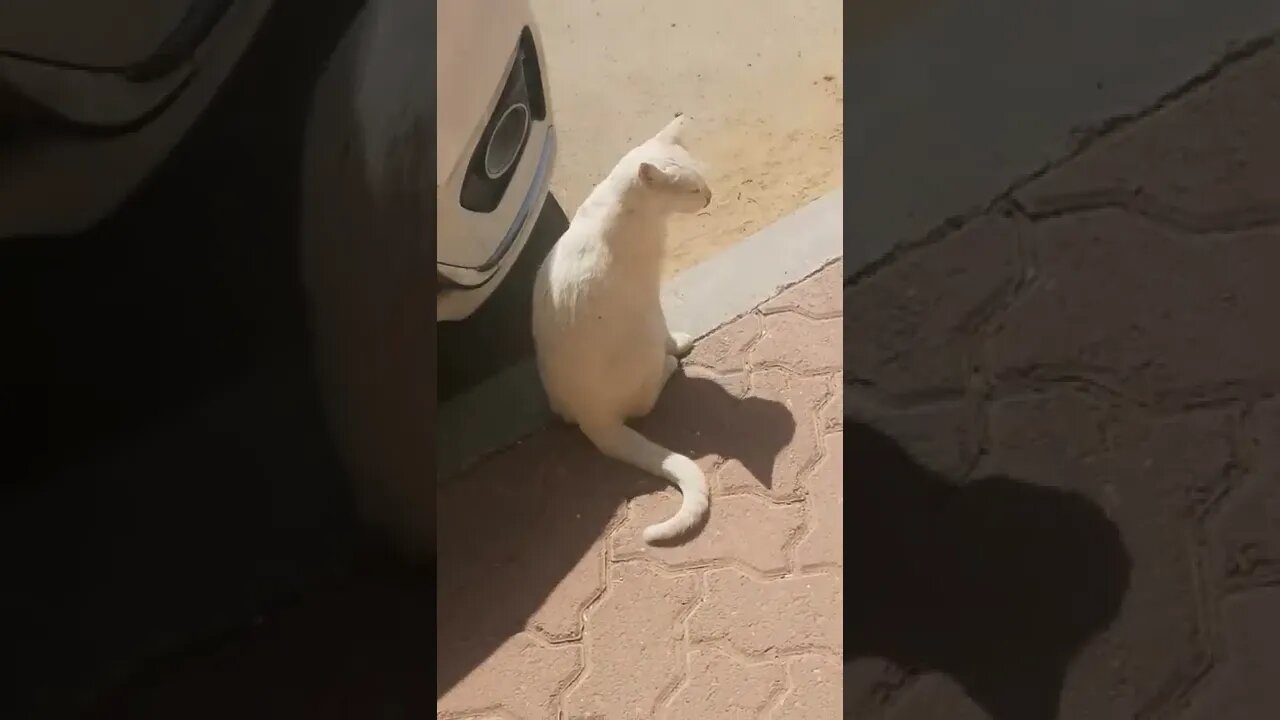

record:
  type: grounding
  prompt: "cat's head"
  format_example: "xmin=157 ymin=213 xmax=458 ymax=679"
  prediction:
xmin=633 ymin=114 xmax=713 ymax=213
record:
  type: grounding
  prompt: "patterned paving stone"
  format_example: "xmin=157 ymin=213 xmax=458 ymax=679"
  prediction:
xmin=751 ymin=311 xmax=842 ymax=375
xmin=437 ymin=633 xmax=581 ymax=720
xmin=772 ymin=654 xmax=842 ymax=719
xmin=1181 ymin=587 xmax=1280 ymax=720
xmin=716 ymin=367 xmax=829 ymax=500
xmin=1206 ymin=397 xmax=1280 ymax=591
xmin=844 ymin=214 xmax=1023 ymax=396
xmin=1206 ymin=472 xmax=1280 ymax=591
xmin=818 ymin=375 xmax=843 ymax=434
xmin=687 ymin=567 xmax=842 ymax=658
xmin=987 ymin=212 xmax=1280 ymax=403
xmin=660 ymin=648 xmax=786 ymax=719
xmin=794 ymin=432 xmax=843 ymax=570
xmin=560 ymin=563 xmax=699 ymax=719
xmin=437 ymin=428 xmax=629 ymax=653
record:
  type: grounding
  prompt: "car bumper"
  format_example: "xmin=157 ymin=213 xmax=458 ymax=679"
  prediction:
xmin=436 ymin=124 xmax=556 ymax=322
xmin=0 ymin=0 xmax=274 ymax=240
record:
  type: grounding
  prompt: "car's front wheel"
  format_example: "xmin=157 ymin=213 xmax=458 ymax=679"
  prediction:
xmin=297 ymin=2 xmax=435 ymax=563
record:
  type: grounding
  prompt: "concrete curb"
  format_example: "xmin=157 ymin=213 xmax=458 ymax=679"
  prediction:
xmin=437 ymin=188 xmax=844 ymax=480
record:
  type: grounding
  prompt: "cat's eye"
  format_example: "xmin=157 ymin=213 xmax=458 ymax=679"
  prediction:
xmin=689 ymin=187 xmax=700 ymax=193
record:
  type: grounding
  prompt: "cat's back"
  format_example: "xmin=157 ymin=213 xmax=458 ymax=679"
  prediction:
xmin=533 ymin=157 xmax=658 ymax=335
xmin=534 ymin=196 xmax=624 ymax=299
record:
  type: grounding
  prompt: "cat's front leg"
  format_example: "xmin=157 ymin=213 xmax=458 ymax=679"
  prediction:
xmin=666 ymin=331 xmax=695 ymax=358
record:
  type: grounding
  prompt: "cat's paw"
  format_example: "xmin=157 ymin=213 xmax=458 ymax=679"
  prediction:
xmin=667 ymin=332 xmax=695 ymax=358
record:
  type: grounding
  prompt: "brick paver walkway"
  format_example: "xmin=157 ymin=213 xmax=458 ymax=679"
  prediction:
xmin=437 ymin=260 xmax=844 ymax=719
xmin=843 ymin=41 xmax=1280 ymax=719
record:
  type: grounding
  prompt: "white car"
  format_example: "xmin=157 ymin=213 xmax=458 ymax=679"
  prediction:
xmin=436 ymin=0 xmax=558 ymax=322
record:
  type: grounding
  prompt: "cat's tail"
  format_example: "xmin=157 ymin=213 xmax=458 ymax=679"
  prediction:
xmin=579 ymin=420 xmax=709 ymax=544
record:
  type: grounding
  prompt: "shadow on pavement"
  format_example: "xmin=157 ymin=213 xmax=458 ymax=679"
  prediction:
xmin=437 ymin=371 xmax=796 ymax=698
xmin=2 ymin=360 xmax=363 ymax=720
xmin=844 ymin=420 xmax=1132 ymax=720
xmin=639 ymin=370 xmax=798 ymax=494
xmin=90 ymin=555 xmax=434 ymax=720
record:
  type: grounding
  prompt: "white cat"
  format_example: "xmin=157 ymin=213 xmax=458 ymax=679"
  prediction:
xmin=532 ymin=114 xmax=713 ymax=544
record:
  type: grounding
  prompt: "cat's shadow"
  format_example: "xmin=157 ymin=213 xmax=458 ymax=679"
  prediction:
xmin=845 ymin=419 xmax=1132 ymax=720
xmin=637 ymin=368 xmax=798 ymax=493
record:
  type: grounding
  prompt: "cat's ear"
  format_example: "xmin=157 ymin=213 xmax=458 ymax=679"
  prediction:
xmin=654 ymin=112 xmax=689 ymax=146
xmin=637 ymin=161 xmax=666 ymax=186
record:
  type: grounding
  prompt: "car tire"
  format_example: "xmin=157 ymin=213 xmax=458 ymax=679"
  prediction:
xmin=297 ymin=5 xmax=434 ymax=564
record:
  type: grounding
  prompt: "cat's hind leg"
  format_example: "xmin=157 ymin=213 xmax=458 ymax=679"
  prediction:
xmin=632 ymin=355 xmax=680 ymax=418
xmin=666 ymin=331 xmax=695 ymax=358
